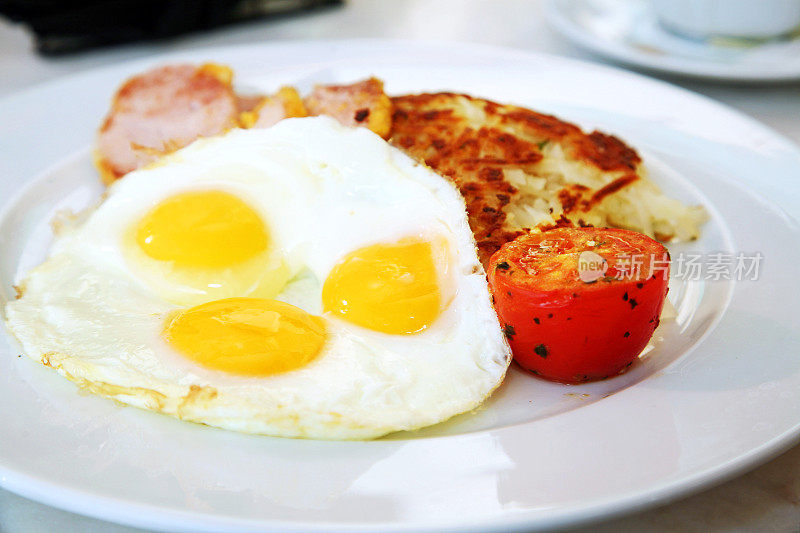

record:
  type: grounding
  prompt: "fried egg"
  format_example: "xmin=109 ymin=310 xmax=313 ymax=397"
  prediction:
xmin=5 ymin=117 xmax=511 ymax=439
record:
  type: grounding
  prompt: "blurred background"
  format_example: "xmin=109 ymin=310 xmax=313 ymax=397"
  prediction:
xmin=0 ymin=0 xmax=798 ymax=140
xmin=0 ymin=0 xmax=343 ymax=55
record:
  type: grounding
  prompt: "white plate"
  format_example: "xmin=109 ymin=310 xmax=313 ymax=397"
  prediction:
xmin=1 ymin=40 xmax=800 ymax=532
xmin=545 ymin=0 xmax=800 ymax=81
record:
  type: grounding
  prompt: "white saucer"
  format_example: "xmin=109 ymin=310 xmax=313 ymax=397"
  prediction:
xmin=545 ymin=0 xmax=800 ymax=81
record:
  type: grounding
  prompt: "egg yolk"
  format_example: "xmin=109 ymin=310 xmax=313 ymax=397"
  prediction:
xmin=129 ymin=190 xmax=291 ymax=306
xmin=164 ymin=298 xmax=326 ymax=375
xmin=321 ymin=239 xmax=441 ymax=334
xmin=136 ymin=190 xmax=268 ymax=268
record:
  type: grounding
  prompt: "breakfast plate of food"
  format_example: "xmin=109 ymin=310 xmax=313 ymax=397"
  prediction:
xmin=1 ymin=40 xmax=799 ymax=532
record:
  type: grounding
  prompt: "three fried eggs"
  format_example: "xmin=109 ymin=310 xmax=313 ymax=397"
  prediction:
xmin=5 ymin=117 xmax=511 ymax=439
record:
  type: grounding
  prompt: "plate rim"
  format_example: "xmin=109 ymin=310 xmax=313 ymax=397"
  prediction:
xmin=2 ymin=38 xmax=800 ymax=532
xmin=2 ymin=425 xmax=800 ymax=533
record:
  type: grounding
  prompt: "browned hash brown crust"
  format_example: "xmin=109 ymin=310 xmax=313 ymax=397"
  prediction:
xmin=389 ymin=93 xmax=643 ymax=265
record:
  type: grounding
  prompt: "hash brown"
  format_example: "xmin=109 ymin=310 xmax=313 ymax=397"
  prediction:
xmin=390 ymin=93 xmax=706 ymax=266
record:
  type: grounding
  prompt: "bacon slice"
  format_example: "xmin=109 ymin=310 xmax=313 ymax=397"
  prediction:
xmin=304 ymin=78 xmax=392 ymax=138
xmin=239 ymin=86 xmax=308 ymax=129
xmin=95 ymin=64 xmax=238 ymax=183
xmin=236 ymin=94 xmax=265 ymax=114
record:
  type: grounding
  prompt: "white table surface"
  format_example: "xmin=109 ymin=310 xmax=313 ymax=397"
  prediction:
xmin=1 ymin=1 xmax=799 ymax=531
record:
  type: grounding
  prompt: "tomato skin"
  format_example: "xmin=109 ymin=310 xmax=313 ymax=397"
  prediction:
xmin=488 ymin=228 xmax=669 ymax=383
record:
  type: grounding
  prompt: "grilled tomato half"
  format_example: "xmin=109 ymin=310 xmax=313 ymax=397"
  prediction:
xmin=488 ymin=227 xmax=670 ymax=383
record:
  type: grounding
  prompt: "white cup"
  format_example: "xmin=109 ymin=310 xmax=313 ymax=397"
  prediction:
xmin=652 ymin=0 xmax=800 ymax=40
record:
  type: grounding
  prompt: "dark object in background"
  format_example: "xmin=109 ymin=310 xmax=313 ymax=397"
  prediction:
xmin=0 ymin=0 xmax=342 ymax=55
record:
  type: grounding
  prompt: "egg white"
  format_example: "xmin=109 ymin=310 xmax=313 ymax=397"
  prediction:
xmin=5 ymin=117 xmax=511 ymax=439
